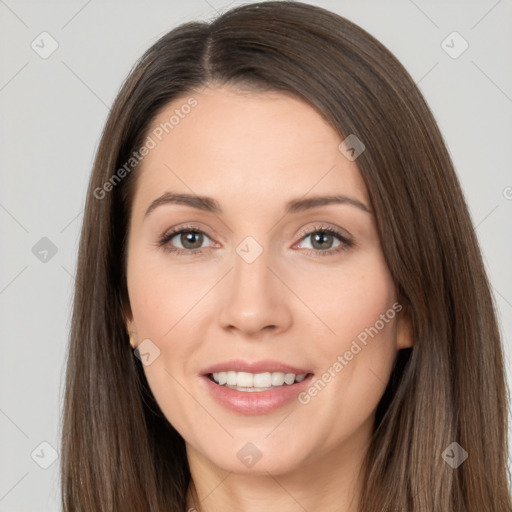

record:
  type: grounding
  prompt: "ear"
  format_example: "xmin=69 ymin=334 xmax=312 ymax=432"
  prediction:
xmin=395 ymin=301 xmax=413 ymax=349
xmin=123 ymin=301 xmax=136 ymax=335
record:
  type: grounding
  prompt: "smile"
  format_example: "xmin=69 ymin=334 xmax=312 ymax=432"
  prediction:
xmin=201 ymin=371 xmax=313 ymax=416
xmin=209 ymin=371 xmax=307 ymax=391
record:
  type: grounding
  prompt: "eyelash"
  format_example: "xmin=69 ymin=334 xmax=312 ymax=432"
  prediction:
xmin=157 ymin=223 xmax=354 ymax=258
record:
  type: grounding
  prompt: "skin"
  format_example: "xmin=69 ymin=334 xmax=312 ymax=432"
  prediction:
xmin=125 ymin=84 xmax=412 ymax=512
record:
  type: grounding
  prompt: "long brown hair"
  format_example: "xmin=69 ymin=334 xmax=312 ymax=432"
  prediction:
xmin=60 ymin=2 xmax=512 ymax=510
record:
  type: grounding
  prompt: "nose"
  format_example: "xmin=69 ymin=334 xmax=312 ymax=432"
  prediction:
xmin=218 ymin=243 xmax=293 ymax=337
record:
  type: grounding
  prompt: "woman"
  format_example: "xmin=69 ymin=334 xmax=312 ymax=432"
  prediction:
xmin=60 ymin=1 xmax=512 ymax=511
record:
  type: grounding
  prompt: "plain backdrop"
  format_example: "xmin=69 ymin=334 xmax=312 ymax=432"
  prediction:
xmin=0 ymin=0 xmax=511 ymax=510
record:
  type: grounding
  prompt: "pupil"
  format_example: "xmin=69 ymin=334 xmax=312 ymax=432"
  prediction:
xmin=182 ymin=231 xmax=203 ymax=249
xmin=312 ymin=232 xmax=332 ymax=250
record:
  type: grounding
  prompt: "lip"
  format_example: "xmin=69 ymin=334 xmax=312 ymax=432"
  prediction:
xmin=201 ymin=359 xmax=312 ymax=376
xmin=201 ymin=373 xmax=314 ymax=415
xmin=200 ymin=359 xmax=314 ymax=415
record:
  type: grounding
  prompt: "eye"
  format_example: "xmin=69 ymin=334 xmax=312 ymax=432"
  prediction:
xmin=294 ymin=225 xmax=354 ymax=257
xmin=157 ymin=225 xmax=215 ymax=255
xmin=157 ymin=224 xmax=354 ymax=257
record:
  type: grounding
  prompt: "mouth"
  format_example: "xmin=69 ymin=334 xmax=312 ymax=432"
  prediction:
xmin=200 ymin=360 xmax=314 ymax=415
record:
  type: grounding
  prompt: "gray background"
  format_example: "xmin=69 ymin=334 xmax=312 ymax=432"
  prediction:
xmin=0 ymin=0 xmax=511 ymax=510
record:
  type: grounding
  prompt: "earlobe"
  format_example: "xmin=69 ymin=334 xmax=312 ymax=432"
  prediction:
xmin=123 ymin=300 xmax=134 ymax=329
xmin=126 ymin=322 xmax=137 ymax=349
xmin=123 ymin=303 xmax=137 ymax=347
xmin=396 ymin=303 xmax=414 ymax=350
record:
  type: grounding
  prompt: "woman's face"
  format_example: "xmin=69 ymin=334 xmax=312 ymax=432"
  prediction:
xmin=125 ymin=84 xmax=411 ymax=476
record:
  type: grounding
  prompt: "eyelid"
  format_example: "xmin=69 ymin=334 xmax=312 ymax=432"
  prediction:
xmin=295 ymin=223 xmax=352 ymax=242
xmin=159 ymin=223 xmax=217 ymax=248
xmin=161 ymin=223 xmax=216 ymax=240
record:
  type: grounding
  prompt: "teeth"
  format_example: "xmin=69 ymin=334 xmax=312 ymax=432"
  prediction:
xmin=253 ymin=372 xmax=271 ymax=387
xmin=284 ymin=373 xmax=295 ymax=385
xmin=271 ymin=372 xmax=285 ymax=386
xmin=237 ymin=372 xmax=253 ymax=387
xmin=211 ymin=371 xmax=308 ymax=389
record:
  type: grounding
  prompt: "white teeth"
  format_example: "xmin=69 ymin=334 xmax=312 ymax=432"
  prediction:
xmin=211 ymin=371 xmax=308 ymax=389
xmin=253 ymin=372 xmax=272 ymax=387
xmin=284 ymin=373 xmax=295 ymax=385
xmin=271 ymin=372 xmax=285 ymax=386
xmin=237 ymin=372 xmax=253 ymax=387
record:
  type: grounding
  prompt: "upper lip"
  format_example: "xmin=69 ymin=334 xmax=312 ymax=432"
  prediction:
xmin=201 ymin=359 xmax=313 ymax=376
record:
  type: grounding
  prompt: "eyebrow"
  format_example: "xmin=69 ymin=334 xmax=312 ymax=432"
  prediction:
xmin=144 ymin=191 xmax=372 ymax=218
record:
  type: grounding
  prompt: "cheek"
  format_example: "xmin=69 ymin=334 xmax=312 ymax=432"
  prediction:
xmin=126 ymin=243 xmax=212 ymax=340
xmin=296 ymin=250 xmax=399 ymax=421
xmin=125 ymin=246 xmax=217 ymax=429
xmin=296 ymin=248 xmax=397 ymax=351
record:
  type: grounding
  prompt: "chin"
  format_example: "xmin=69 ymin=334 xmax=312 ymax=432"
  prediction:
xmin=194 ymin=438 xmax=311 ymax=476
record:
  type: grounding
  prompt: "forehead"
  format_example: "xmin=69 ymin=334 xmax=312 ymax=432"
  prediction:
xmin=131 ymin=85 xmax=370 ymax=214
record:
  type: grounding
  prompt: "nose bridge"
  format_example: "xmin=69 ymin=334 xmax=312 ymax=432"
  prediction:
xmin=218 ymin=235 xmax=292 ymax=334
xmin=233 ymin=240 xmax=273 ymax=296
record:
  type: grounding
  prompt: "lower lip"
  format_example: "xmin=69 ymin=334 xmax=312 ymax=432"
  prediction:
xmin=201 ymin=374 xmax=314 ymax=415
